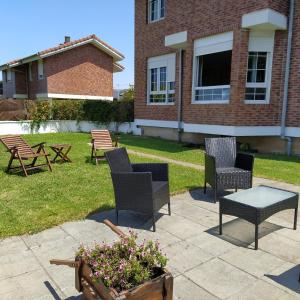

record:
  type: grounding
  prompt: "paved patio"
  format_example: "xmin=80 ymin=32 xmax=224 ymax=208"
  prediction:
xmin=1 ymin=177 xmax=300 ymax=299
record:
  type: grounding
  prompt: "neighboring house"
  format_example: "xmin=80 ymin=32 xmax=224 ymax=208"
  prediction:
xmin=0 ymin=35 xmax=124 ymax=101
xmin=113 ymin=88 xmax=127 ymax=100
xmin=135 ymin=0 xmax=300 ymax=154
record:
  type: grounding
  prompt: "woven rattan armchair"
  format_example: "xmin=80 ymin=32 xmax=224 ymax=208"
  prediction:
xmin=204 ymin=137 xmax=254 ymax=203
xmin=105 ymin=148 xmax=171 ymax=231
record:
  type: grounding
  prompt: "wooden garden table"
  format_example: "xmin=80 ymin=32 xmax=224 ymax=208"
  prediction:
xmin=50 ymin=144 xmax=72 ymax=163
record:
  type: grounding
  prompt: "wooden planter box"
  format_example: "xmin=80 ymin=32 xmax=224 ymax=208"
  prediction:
xmin=77 ymin=259 xmax=173 ymax=300
xmin=51 ymin=220 xmax=173 ymax=300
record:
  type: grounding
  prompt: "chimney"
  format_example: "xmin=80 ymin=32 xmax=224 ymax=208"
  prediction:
xmin=64 ymin=36 xmax=71 ymax=43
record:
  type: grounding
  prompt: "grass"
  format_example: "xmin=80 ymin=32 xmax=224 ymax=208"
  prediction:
xmin=119 ymin=134 xmax=205 ymax=165
xmin=0 ymin=133 xmax=203 ymax=238
xmin=119 ymin=134 xmax=300 ymax=185
xmin=1 ymin=132 xmax=299 ymax=238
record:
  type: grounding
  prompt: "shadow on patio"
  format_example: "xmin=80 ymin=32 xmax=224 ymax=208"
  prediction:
xmin=265 ymin=264 xmax=300 ymax=294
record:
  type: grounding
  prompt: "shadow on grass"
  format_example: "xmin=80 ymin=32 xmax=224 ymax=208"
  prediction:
xmin=84 ymin=156 xmax=108 ymax=166
xmin=265 ymin=264 xmax=300 ymax=294
xmin=206 ymin=219 xmax=283 ymax=249
xmin=118 ymin=133 xmax=196 ymax=154
xmin=0 ymin=165 xmax=48 ymax=177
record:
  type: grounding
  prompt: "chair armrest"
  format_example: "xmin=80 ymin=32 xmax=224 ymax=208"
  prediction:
xmin=236 ymin=152 xmax=254 ymax=172
xmin=205 ymin=153 xmax=216 ymax=184
xmin=111 ymin=172 xmax=154 ymax=213
xmin=32 ymin=142 xmax=46 ymax=148
xmin=132 ymin=163 xmax=168 ymax=181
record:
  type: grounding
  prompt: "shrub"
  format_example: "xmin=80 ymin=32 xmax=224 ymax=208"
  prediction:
xmin=77 ymin=231 xmax=167 ymax=292
xmin=25 ymin=98 xmax=134 ymax=129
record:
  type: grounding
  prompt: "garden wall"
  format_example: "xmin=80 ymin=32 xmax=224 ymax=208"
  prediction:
xmin=0 ymin=120 xmax=141 ymax=135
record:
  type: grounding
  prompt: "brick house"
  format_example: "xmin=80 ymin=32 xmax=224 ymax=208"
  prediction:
xmin=0 ymin=35 xmax=124 ymax=101
xmin=135 ymin=0 xmax=300 ymax=154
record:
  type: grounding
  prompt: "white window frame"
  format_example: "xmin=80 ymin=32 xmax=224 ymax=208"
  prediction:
xmin=7 ymin=69 xmax=12 ymax=81
xmin=245 ymin=30 xmax=274 ymax=104
xmin=38 ymin=59 xmax=44 ymax=80
xmin=147 ymin=53 xmax=176 ymax=105
xmin=192 ymin=31 xmax=233 ymax=105
xmin=148 ymin=0 xmax=165 ymax=23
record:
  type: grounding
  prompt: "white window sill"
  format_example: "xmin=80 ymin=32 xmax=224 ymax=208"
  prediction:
xmin=148 ymin=17 xmax=165 ymax=24
xmin=192 ymin=100 xmax=230 ymax=105
xmin=245 ymin=100 xmax=269 ymax=104
xmin=147 ymin=102 xmax=175 ymax=106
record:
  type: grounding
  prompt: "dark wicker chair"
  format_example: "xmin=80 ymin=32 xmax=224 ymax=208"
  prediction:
xmin=204 ymin=137 xmax=254 ymax=203
xmin=105 ymin=148 xmax=171 ymax=231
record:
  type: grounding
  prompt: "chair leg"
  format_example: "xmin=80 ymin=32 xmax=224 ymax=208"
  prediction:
xmin=6 ymin=154 xmax=14 ymax=173
xmin=115 ymin=209 xmax=119 ymax=225
xmin=168 ymin=202 xmax=171 ymax=216
xmin=214 ymin=187 xmax=217 ymax=203
xmin=18 ymin=156 xmax=28 ymax=177
xmin=204 ymin=181 xmax=207 ymax=194
xmin=152 ymin=214 xmax=156 ymax=232
xmin=45 ymin=155 xmax=52 ymax=172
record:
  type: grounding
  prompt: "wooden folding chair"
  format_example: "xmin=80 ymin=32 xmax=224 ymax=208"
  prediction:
xmin=0 ymin=135 xmax=52 ymax=177
xmin=91 ymin=129 xmax=118 ymax=165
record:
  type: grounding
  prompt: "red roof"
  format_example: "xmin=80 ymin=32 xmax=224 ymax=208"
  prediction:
xmin=1 ymin=34 xmax=124 ymax=69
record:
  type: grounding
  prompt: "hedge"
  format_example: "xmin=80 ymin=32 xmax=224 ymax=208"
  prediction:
xmin=25 ymin=99 xmax=134 ymax=129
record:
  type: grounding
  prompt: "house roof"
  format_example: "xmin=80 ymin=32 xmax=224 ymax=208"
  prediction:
xmin=0 ymin=34 xmax=125 ymax=72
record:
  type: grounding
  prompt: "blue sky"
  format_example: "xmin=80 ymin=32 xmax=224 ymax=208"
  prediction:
xmin=0 ymin=0 xmax=134 ymax=89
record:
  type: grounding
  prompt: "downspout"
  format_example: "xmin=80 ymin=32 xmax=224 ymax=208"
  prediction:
xmin=280 ymin=0 xmax=295 ymax=156
xmin=177 ymin=49 xmax=184 ymax=142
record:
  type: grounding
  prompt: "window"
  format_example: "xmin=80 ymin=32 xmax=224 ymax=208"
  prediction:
xmin=148 ymin=53 xmax=176 ymax=104
xmin=7 ymin=70 xmax=12 ymax=81
xmin=148 ymin=0 xmax=165 ymax=23
xmin=193 ymin=32 xmax=233 ymax=103
xmin=38 ymin=60 xmax=44 ymax=80
xmin=245 ymin=31 xmax=274 ymax=104
xmin=2 ymin=71 xmax=6 ymax=82
xmin=245 ymin=52 xmax=268 ymax=101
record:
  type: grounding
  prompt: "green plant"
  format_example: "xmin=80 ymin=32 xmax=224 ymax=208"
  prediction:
xmin=52 ymin=100 xmax=84 ymax=120
xmin=77 ymin=230 xmax=167 ymax=292
xmin=25 ymin=100 xmax=51 ymax=130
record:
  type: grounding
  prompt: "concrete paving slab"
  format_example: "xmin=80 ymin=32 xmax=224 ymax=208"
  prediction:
xmin=0 ymin=249 xmax=41 ymax=281
xmin=258 ymin=232 xmax=300 ymax=264
xmin=185 ymin=231 xmax=236 ymax=257
xmin=227 ymin=279 xmax=291 ymax=300
xmin=262 ymin=262 xmax=300 ymax=297
xmin=220 ymin=247 xmax=286 ymax=278
xmin=0 ymin=236 xmax=28 ymax=256
xmin=185 ymin=258 xmax=256 ymax=299
xmin=164 ymin=241 xmax=212 ymax=274
xmin=174 ymin=275 xmax=218 ymax=300
xmin=155 ymin=214 xmax=207 ymax=240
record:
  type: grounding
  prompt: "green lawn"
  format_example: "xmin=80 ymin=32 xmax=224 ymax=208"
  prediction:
xmin=1 ymin=132 xmax=299 ymax=238
xmin=119 ymin=134 xmax=300 ymax=185
xmin=0 ymin=133 xmax=203 ymax=238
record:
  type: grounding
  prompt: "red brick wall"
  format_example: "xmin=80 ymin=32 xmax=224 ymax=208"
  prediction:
xmin=45 ymin=44 xmax=113 ymax=97
xmin=28 ymin=61 xmax=48 ymax=98
xmin=286 ymin=2 xmax=300 ymax=127
xmin=135 ymin=0 xmax=292 ymax=127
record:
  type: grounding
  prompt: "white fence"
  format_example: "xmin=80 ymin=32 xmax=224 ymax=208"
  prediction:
xmin=0 ymin=120 xmax=141 ymax=135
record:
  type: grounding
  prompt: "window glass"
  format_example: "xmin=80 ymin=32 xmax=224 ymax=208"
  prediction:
xmin=160 ymin=67 xmax=166 ymax=91
xmin=245 ymin=51 xmax=268 ymax=102
xmin=197 ymin=50 xmax=232 ymax=87
xmin=149 ymin=0 xmax=164 ymax=22
xmin=151 ymin=68 xmax=157 ymax=91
